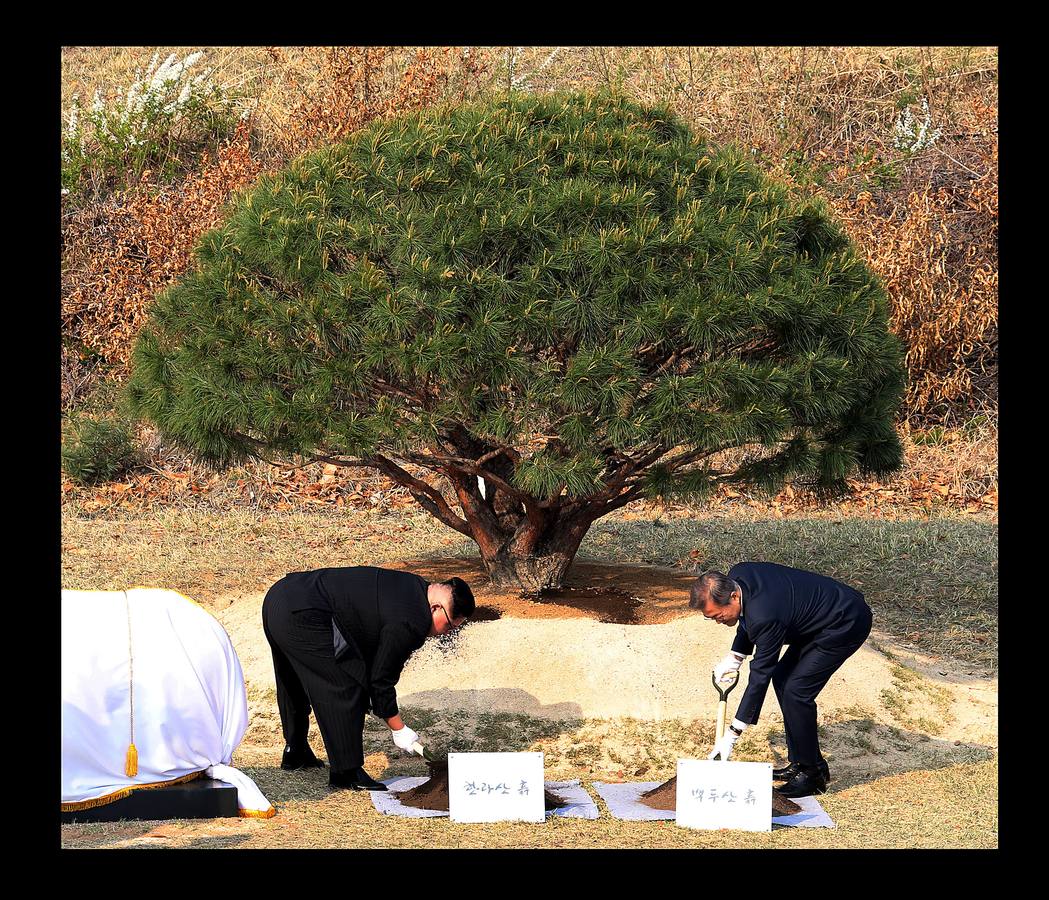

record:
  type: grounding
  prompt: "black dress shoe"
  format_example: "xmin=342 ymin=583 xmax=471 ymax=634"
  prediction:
xmin=329 ymin=767 xmax=389 ymax=791
xmin=773 ymin=758 xmax=830 ymax=783
xmin=281 ymin=738 xmax=325 ymax=767
xmin=777 ymin=767 xmax=827 ymax=798
xmin=281 ymin=745 xmax=326 ymax=771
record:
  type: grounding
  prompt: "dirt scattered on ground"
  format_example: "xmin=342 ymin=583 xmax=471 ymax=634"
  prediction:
xmin=395 ymin=759 xmax=565 ymax=812
xmin=529 ymin=585 xmax=644 ymax=624
xmin=638 ymin=775 xmax=801 ymax=816
xmin=390 ymin=557 xmax=696 ymax=625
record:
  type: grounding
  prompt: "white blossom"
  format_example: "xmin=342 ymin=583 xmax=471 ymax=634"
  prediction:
xmin=67 ymin=94 xmax=80 ymax=137
xmin=149 ymin=53 xmax=179 ymax=90
xmin=894 ymin=98 xmax=942 ymax=153
xmin=65 ymin=48 xmax=229 ymax=163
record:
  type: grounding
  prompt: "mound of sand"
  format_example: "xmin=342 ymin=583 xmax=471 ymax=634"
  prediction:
xmin=215 ymin=572 xmax=996 ymax=750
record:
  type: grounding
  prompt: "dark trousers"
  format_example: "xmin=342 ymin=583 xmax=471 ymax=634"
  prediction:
xmin=262 ymin=585 xmax=367 ymax=773
xmin=771 ymin=606 xmax=873 ymax=768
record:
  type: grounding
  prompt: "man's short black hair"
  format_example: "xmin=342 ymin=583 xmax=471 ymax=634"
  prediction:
xmin=444 ymin=577 xmax=475 ymax=619
xmin=688 ymin=571 xmax=737 ymax=609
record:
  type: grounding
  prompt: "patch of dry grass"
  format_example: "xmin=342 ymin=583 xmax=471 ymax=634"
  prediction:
xmin=61 ymin=504 xmax=998 ymax=670
xmin=60 ymin=710 xmax=997 ymax=849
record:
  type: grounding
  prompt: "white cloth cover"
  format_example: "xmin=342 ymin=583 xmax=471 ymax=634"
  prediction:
xmin=61 ymin=588 xmax=274 ymax=817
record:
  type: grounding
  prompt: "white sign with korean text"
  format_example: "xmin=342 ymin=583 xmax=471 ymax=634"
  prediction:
xmin=675 ymin=760 xmax=774 ymax=832
xmin=448 ymin=752 xmax=546 ymax=823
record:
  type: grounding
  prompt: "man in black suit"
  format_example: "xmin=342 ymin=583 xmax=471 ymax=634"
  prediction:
xmin=690 ymin=561 xmax=872 ymax=798
xmin=262 ymin=566 xmax=475 ymax=791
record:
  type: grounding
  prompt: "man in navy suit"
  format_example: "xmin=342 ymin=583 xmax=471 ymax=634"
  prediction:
xmin=690 ymin=561 xmax=872 ymax=798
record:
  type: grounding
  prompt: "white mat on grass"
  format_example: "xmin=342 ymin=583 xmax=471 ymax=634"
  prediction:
xmin=592 ymin=781 xmax=834 ymax=828
xmin=592 ymin=781 xmax=674 ymax=821
xmin=371 ymin=777 xmax=599 ymax=819
xmin=769 ymin=794 xmax=835 ymax=828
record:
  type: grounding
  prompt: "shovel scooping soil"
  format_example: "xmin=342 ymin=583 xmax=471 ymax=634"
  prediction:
xmin=638 ymin=776 xmax=802 ymax=817
xmin=396 ymin=759 xmax=566 ymax=812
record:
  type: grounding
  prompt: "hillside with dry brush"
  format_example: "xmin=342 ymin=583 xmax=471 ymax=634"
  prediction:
xmin=60 ymin=47 xmax=997 ymax=513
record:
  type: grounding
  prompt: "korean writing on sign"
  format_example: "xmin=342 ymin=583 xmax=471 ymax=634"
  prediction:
xmin=448 ymin=752 xmax=545 ymax=823
xmin=463 ymin=781 xmax=518 ymax=796
xmin=690 ymin=788 xmax=744 ymax=804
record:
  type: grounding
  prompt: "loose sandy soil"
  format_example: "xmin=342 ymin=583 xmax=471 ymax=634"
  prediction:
xmin=216 ymin=560 xmax=996 ymax=789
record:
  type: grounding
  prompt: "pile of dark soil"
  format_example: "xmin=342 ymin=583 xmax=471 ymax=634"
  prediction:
xmin=396 ymin=760 xmax=566 ymax=812
xmin=527 ymin=585 xmax=644 ymax=624
xmin=771 ymin=792 xmax=803 ymax=817
xmin=638 ymin=776 xmax=802 ymax=816
xmin=638 ymin=775 xmax=677 ymax=810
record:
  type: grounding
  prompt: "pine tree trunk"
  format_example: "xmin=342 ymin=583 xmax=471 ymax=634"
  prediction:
xmin=470 ymin=512 xmax=592 ymax=593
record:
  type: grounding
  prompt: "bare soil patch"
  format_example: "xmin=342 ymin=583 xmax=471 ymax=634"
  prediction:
xmin=390 ymin=557 xmax=695 ymax=625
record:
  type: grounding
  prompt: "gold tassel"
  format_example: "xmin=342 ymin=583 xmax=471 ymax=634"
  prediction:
xmin=125 ymin=743 xmax=138 ymax=777
xmin=239 ymin=806 xmax=277 ymax=819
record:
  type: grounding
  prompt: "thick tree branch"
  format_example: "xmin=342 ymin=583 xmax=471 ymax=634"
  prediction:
xmin=405 ymin=451 xmax=539 ymax=511
xmin=367 ymin=454 xmax=473 ymax=537
xmin=596 ymin=481 xmax=650 ymax=515
xmin=368 ymin=377 xmax=430 ymax=407
xmin=239 ymin=434 xmax=472 ymax=535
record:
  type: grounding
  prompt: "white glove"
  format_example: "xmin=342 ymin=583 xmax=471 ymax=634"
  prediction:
xmin=391 ymin=725 xmax=420 ymax=753
xmin=708 ymin=721 xmax=747 ymax=761
xmin=713 ymin=652 xmax=744 ymax=683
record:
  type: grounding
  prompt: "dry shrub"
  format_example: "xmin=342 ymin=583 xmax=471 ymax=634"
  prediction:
xmin=61 ymin=121 xmax=263 ymax=383
xmin=267 ymin=46 xmax=488 ymax=161
xmin=829 ymin=102 xmax=998 ymax=422
xmin=61 ymin=48 xmax=491 ymax=400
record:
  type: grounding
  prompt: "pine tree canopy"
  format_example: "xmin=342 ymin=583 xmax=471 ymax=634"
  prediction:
xmin=127 ymin=91 xmax=905 ymax=586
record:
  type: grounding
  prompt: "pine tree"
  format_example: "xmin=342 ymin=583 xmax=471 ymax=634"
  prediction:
xmin=127 ymin=92 xmax=905 ymax=591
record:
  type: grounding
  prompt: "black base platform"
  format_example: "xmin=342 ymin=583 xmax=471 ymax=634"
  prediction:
xmin=61 ymin=777 xmax=239 ymax=823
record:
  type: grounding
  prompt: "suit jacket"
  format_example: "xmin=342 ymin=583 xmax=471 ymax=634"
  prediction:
xmin=279 ymin=566 xmax=432 ymax=719
xmin=728 ymin=561 xmax=870 ymax=725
